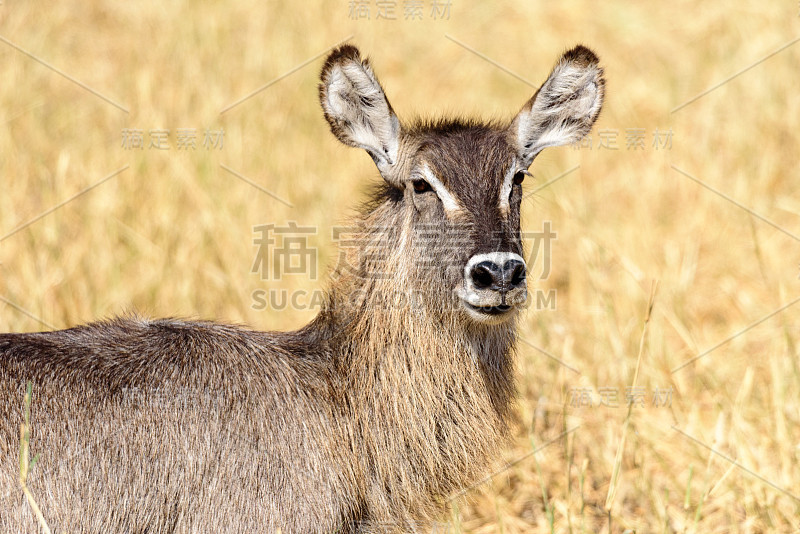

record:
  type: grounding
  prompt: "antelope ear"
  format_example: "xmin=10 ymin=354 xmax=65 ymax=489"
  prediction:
xmin=319 ymin=45 xmax=401 ymax=181
xmin=509 ymin=45 xmax=605 ymax=166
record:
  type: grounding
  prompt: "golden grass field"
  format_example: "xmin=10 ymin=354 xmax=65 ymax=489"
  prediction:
xmin=1 ymin=1 xmax=799 ymax=532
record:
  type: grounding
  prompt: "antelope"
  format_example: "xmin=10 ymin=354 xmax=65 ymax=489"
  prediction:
xmin=0 ymin=44 xmax=604 ymax=533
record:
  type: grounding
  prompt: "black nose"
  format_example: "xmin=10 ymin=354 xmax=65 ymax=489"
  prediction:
xmin=470 ymin=259 xmax=526 ymax=293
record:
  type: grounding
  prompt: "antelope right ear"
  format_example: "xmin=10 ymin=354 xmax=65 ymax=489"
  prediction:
xmin=319 ymin=45 xmax=401 ymax=181
xmin=509 ymin=45 xmax=605 ymax=166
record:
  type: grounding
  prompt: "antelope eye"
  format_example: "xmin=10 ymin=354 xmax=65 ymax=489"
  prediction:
xmin=412 ymin=179 xmax=432 ymax=193
xmin=513 ymin=171 xmax=526 ymax=185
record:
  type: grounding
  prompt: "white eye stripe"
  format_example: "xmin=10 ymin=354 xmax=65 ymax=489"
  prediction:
xmin=419 ymin=164 xmax=461 ymax=212
xmin=498 ymin=168 xmax=514 ymax=213
xmin=499 ymin=162 xmax=525 ymax=213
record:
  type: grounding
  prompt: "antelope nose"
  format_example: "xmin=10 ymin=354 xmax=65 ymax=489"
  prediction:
xmin=469 ymin=258 xmax=526 ymax=293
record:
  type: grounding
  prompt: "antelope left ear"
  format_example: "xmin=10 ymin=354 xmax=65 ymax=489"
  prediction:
xmin=509 ymin=45 xmax=605 ymax=166
xmin=319 ymin=45 xmax=401 ymax=182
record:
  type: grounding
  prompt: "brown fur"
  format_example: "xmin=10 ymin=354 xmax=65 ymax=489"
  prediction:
xmin=0 ymin=45 xmax=604 ymax=533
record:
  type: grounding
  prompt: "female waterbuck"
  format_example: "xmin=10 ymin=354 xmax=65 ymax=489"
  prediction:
xmin=0 ymin=45 xmax=603 ymax=532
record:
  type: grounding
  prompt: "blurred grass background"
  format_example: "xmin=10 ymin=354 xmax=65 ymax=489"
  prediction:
xmin=1 ymin=1 xmax=799 ymax=531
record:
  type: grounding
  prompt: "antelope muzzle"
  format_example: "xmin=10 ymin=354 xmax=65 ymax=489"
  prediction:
xmin=457 ymin=252 xmax=528 ymax=323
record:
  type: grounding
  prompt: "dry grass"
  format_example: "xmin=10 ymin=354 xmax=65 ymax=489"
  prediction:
xmin=1 ymin=1 xmax=799 ymax=532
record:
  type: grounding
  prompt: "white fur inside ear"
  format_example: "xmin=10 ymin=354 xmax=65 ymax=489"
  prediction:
xmin=513 ymin=59 xmax=603 ymax=162
xmin=326 ymin=68 xmax=351 ymax=116
xmin=325 ymin=63 xmax=399 ymax=167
